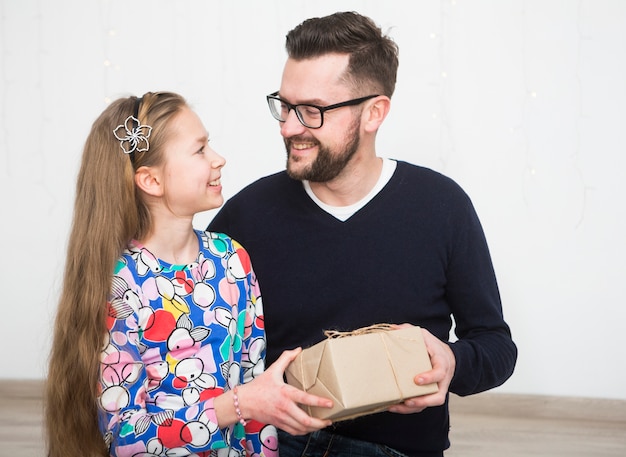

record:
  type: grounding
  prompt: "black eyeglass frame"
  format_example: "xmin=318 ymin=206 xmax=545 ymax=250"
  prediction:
xmin=266 ymin=91 xmax=380 ymax=129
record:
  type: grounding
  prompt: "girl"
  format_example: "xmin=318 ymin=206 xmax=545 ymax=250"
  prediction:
xmin=45 ymin=92 xmax=332 ymax=457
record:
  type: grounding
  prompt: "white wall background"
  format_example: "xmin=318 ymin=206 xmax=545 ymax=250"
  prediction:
xmin=1 ymin=0 xmax=624 ymax=401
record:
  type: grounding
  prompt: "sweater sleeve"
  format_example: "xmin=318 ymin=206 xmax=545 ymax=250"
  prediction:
xmin=445 ymin=195 xmax=517 ymax=396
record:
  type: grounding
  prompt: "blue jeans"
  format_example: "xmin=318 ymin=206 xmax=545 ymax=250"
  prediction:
xmin=278 ymin=429 xmax=409 ymax=457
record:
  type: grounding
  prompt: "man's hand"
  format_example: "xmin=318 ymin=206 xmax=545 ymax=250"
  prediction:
xmin=388 ymin=326 xmax=456 ymax=414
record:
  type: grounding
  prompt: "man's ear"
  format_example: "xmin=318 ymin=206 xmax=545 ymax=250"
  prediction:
xmin=134 ymin=166 xmax=163 ymax=197
xmin=363 ymin=96 xmax=391 ymax=133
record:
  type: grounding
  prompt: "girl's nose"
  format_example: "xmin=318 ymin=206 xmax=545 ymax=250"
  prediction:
xmin=210 ymin=149 xmax=226 ymax=168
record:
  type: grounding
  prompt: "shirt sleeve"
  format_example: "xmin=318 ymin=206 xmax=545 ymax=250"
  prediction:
xmin=445 ymin=195 xmax=518 ymax=396
xmin=233 ymin=242 xmax=279 ymax=456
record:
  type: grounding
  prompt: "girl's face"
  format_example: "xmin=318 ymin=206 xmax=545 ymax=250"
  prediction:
xmin=160 ymin=106 xmax=226 ymax=217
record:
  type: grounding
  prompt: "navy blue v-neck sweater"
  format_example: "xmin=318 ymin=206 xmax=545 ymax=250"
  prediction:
xmin=208 ymin=161 xmax=517 ymax=456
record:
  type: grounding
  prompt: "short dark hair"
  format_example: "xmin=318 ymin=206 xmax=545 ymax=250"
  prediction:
xmin=285 ymin=11 xmax=399 ymax=97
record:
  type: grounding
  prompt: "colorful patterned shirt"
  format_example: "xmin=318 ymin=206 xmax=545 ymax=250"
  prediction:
xmin=98 ymin=230 xmax=277 ymax=457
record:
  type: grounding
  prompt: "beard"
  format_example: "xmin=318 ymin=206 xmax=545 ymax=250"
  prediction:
xmin=284 ymin=118 xmax=360 ymax=182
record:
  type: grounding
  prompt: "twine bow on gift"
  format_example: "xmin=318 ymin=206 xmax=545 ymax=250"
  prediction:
xmin=323 ymin=323 xmax=396 ymax=339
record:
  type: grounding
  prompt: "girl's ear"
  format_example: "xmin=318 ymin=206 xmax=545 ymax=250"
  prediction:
xmin=362 ymin=95 xmax=391 ymax=133
xmin=134 ymin=166 xmax=163 ymax=197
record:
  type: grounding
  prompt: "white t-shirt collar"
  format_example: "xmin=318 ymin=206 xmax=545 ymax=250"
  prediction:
xmin=303 ymin=158 xmax=397 ymax=221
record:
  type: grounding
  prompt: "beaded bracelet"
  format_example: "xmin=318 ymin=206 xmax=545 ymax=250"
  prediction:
xmin=232 ymin=385 xmax=247 ymax=426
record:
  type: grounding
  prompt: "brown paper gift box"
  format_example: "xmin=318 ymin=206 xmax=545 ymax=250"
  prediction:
xmin=285 ymin=325 xmax=439 ymax=421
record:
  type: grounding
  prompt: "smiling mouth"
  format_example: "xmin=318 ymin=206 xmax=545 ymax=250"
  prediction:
xmin=292 ymin=142 xmax=316 ymax=150
xmin=209 ymin=179 xmax=221 ymax=186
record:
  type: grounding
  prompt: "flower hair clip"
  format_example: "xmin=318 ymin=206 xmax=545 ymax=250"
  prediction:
xmin=113 ymin=115 xmax=152 ymax=155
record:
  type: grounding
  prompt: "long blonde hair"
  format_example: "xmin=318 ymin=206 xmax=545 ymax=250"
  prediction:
xmin=45 ymin=92 xmax=187 ymax=456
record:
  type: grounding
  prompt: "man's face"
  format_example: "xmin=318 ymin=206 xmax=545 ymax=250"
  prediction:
xmin=277 ymin=54 xmax=363 ymax=182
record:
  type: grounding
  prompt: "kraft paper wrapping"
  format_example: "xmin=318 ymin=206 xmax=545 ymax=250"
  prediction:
xmin=285 ymin=324 xmax=438 ymax=421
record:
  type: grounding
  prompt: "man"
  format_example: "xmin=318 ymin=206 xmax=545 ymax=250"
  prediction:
xmin=209 ymin=11 xmax=517 ymax=457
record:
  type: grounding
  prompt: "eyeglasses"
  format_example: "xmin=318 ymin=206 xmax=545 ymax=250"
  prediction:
xmin=266 ymin=92 xmax=380 ymax=129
